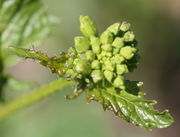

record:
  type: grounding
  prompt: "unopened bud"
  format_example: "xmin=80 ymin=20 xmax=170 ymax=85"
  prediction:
xmin=66 ymin=58 xmax=74 ymax=68
xmin=107 ymin=23 xmax=121 ymax=35
xmin=90 ymin=36 xmax=101 ymax=54
xmin=112 ymin=37 xmax=124 ymax=49
xmin=113 ymin=48 xmax=120 ymax=55
xmin=91 ymin=60 xmax=101 ymax=69
xmin=66 ymin=69 xmax=77 ymax=79
xmin=68 ymin=47 xmax=77 ymax=56
xmin=101 ymin=51 xmax=106 ymax=57
xmin=74 ymin=36 xmax=90 ymax=53
xmin=103 ymin=60 xmax=115 ymax=71
xmin=106 ymin=52 xmax=112 ymax=57
xmin=100 ymin=30 xmax=113 ymax=44
xmin=120 ymin=46 xmax=137 ymax=60
xmin=113 ymin=76 xmax=125 ymax=89
xmin=120 ymin=21 xmax=130 ymax=32
xmin=85 ymin=50 xmax=95 ymax=61
xmin=124 ymin=31 xmax=135 ymax=42
xmin=104 ymin=70 xmax=114 ymax=82
xmin=116 ymin=64 xmax=128 ymax=75
xmin=74 ymin=60 xmax=91 ymax=74
xmin=80 ymin=15 xmax=98 ymax=38
xmin=91 ymin=70 xmax=103 ymax=83
xmin=101 ymin=44 xmax=112 ymax=52
xmin=111 ymin=54 xmax=124 ymax=64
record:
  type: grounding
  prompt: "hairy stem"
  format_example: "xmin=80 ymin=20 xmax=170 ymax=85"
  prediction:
xmin=0 ymin=78 xmax=73 ymax=120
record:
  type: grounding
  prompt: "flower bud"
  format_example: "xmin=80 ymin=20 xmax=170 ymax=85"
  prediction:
xmin=91 ymin=60 xmax=101 ymax=69
xmin=85 ymin=50 xmax=95 ymax=61
xmin=106 ymin=52 xmax=112 ymax=57
xmin=66 ymin=58 xmax=74 ymax=68
xmin=73 ymin=58 xmax=79 ymax=65
xmin=77 ymin=53 xmax=86 ymax=59
xmin=90 ymin=36 xmax=101 ymax=54
xmin=103 ymin=60 xmax=115 ymax=71
xmin=66 ymin=69 xmax=77 ymax=79
xmin=97 ymin=54 xmax=102 ymax=60
xmin=100 ymin=30 xmax=113 ymax=44
xmin=65 ymin=16 xmax=140 ymax=90
xmin=80 ymin=15 xmax=98 ymax=38
xmin=123 ymin=31 xmax=135 ymax=42
xmin=107 ymin=23 xmax=121 ymax=35
xmin=120 ymin=21 xmax=130 ymax=32
xmin=101 ymin=44 xmax=112 ymax=52
xmin=120 ymin=46 xmax=137 ymax=60
xmin=74 ymin=60 xmax=91 ymax=74
xmin=68 ymin=47 xmax=77 ymax=57
xmin=74 ymin=36 xmax=90 ymax=53
xmin=113 ymin=48 xmax=120 ymax=55
xmin=112 ymin=37 xmax=124 ymax=49
xmin=85 ymin=78 xmax=90 ymax=83
xmin=102 ymin=57 xmax=110 ymax=62
xmin=137 ymin=81 xmax=143 ymax=87
xmin=91 ymin=70 xmax=103 ymax=83
xmin=111 ymin=54 xmax=124 ymax=64
xmin=113 ymin=76 xmax=125 ymax=89
xmin=116 ymin=64 xmax=128 ymax=75
xmin=104 ymin=70 xmax=114 ymax=82
xmin=101 ymin=51 xmax=107 ymax=57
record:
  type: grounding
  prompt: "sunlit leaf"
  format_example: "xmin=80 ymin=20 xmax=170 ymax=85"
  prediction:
xmin=9 ymin=47 xmax=69 ymax=76
xmin=86 ymin=84 xmax=174 ymax=130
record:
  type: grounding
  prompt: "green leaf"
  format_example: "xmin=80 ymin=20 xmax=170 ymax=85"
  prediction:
xmin=9 ymin=47 xmax=49 ymax=61
xmin=9 ymin=47 xmax=69 ymax=76
xmin=86 ymin=85 xmax=174 ymax=130
xmin=0 ymin=0 xmax=58 ymax=67
xmin=4 ymin=75 xmax=38 ymax=92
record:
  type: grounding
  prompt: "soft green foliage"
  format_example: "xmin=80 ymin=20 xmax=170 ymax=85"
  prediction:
xmin=0 ymin=0 xmax=57 ymax=67
xmin=9 ymin=15 xmax=174 ymax=130
xmin=9 ymin=47 xmax=68 ymax=76
xmin=86 ymin=87 xmax=173 ymax=130
xmin=0 ymin=0 xmax=57 ymax=98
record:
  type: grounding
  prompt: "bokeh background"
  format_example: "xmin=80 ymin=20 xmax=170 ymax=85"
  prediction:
xmin=1 ymin=0 xmax=180 ymax=137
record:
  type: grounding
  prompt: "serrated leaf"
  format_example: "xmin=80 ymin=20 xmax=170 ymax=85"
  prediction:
xmin=86 ymin=84 xmax=174 ymax=130
xmin=9 ymin=47 xmax=69 ymax=76
xmin=0 ymin=0 xmax=58 ymax=67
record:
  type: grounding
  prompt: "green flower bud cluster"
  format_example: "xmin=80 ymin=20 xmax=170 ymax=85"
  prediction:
xmin=65 ymin=15 xmax=140 ymax=90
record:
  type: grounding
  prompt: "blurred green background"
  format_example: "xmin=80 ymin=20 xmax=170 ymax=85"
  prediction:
xmin=1 ymin=0 xmax=180 ymax=137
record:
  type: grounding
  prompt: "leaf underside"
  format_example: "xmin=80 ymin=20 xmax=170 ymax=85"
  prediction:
xmin=86 ymin=86 xmax=174 ymax=130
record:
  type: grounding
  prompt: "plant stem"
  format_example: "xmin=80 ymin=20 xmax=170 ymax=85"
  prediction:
xmin=0 ymin=78 xmax=73 ymax=120
xmin=0 ymin=37 xmax=4 ymax=101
